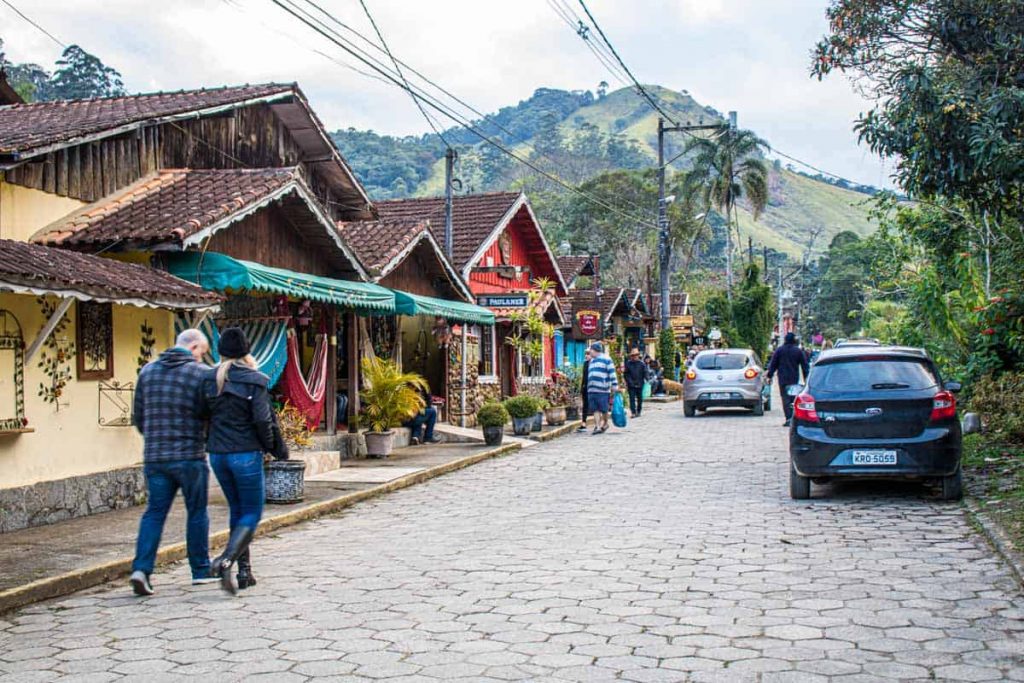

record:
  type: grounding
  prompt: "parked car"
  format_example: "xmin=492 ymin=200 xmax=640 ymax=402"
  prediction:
xmin=788 ymin=346 xmax=963 ymax=500
xmin=682 ymin=348 xmax=770 ymax=417
xmin=834 ymin=337 xmax=881 ymax=348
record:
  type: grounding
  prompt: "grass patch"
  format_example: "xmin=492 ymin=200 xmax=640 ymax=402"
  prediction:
xmin=963 ymin=433 xmax=1024 ymax=549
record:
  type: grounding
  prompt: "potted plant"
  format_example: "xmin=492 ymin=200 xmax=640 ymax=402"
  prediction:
xmin=265 ymin=402 xmax=311 ymax=504
xmin=532 ymin=398 xmax=547 ymax=431
xmin=542 ymin=372 xmax=571 ymax=426
xmin=561 ymin=365 xmax=583 ymax=421
xmin=504 ymin=395 xmax=538 ymax=436
xmin=477 ymin=401 xmax=509 ymax=446
xmin=360 ymin=356 xmax=427 ymax=458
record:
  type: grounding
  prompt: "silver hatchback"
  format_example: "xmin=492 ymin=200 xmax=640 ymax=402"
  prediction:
xmin=683 ymin=348 xmax=769 ymax=417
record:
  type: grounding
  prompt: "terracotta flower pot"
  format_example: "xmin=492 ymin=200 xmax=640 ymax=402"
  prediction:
xmin=544 ymin=406 xmax=566 ymax=426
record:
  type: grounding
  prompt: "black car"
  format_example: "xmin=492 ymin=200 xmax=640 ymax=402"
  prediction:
xmin=788 ymin=346 xmax=963 ymax=500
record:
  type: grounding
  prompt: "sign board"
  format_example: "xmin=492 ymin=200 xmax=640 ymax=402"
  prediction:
xmin=575 ymin=310 xmax=600 ymax=338
xmin=477 ymin=293 xmax=528 ymax=308
xmin=571 ymin=290 xmax=603 ymax=340
xmin=692 ymin=335 xmax=707 ymax=347
xmin=670 ymin=315 xmax=694 ymax=333
xmin=708 ymin=327 xmax=722 ymax=341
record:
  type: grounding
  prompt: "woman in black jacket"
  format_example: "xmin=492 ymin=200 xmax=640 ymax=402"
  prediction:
xmin=203 ymin=327 xmax=287 ymax=595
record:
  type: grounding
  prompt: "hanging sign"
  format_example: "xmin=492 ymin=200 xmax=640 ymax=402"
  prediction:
xmin=575 ymin=310 xmax=600 ymax=337
xmin=692 ymin=335 xmax=707 ymax=347
xmin=477 ymin=294 xmax=528 ymax=308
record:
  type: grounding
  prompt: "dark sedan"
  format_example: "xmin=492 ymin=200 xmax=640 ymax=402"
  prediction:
xmin=788 ymin=346 xmax=963 ymax=500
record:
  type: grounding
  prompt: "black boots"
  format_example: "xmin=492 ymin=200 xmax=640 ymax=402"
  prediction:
xmin=210 ymin=525 xmax=254 ymax=596
xmin=236 ymin=548 xmax=256 ymax=590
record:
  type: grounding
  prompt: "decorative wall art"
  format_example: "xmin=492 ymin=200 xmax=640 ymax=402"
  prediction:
xmin=37 ymin=297 xmax=74 ymax=410
xmin=0 ymin=309 xmax=27 ymax=432
xmin=76 ymin=301 xmax=113 ymax=380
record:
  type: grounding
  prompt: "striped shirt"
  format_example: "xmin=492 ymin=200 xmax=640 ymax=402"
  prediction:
xmin=586 ymin=354 xmax=618 ymax=394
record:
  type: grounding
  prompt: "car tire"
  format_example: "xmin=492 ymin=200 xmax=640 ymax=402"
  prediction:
xmin=941 ymin=467 xmax=963 ymax=501
xmin=751 ymin=400 xmax=764 ymax=416
xmin=790 ymin=462 xmax=810 ymax=500
xmin=683 ymin=402 xmax=696 ymax=418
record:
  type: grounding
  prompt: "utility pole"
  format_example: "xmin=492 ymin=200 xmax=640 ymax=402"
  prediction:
xmin=763 ymin=245 xmax=769 ymax=283
xmin=656 ymin=115 xmax=730 ymax=331
xmin=777 ymin=267 xmax=784 ymax=343
xmin=444 ymin=147 xmax=456 ymax=260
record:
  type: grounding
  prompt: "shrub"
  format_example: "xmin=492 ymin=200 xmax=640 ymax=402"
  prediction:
xmin=658 ymin=329 xmax=676 ymax=377
xmin=477 ymin=401 xmax=510 ymax=428
xmin=360 ymin=356 xmax=427 ymax=433
xmin=967 ymin=372 xmax=1024 ymax=444
xmin=503 ymin=394 xmax=540 ymax=419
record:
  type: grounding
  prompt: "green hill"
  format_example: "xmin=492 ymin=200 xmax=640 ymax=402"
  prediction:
xmin=331 ymin=85 xmax=878 ymax=259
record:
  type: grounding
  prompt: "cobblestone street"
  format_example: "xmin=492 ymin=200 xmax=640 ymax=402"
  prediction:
xmin=2 ymin=403 xmax=1023 ymax=682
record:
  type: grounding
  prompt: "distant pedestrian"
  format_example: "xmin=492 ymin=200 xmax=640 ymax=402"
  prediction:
xmin=648 ymin=359 xmax=665 ymax=395
xmin=586 ymin=342 xmax=619 ymax=434
xmin=577 ymin=348 xmax=592 ymax=432
xmin=203 ymin=327 xmax=288 ymax=595
xmin=766 ymin=332 xmax=810 ymax=427
xmin=130 ymin=329 xmax=215 ymax=596
xmin=624 ymin=348 xmax=648 ymax=418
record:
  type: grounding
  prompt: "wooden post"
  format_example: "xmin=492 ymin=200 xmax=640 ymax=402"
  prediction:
xmin=325 ymin=307 xmax=338 ymax=436
xmin=346 ymin=310 xmax=360 ymax=433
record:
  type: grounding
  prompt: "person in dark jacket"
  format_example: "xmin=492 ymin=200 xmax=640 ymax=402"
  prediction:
xmin=130 ymin=329 xmax=213 ymax=597
xmin=576 ymin=349 xmax=592 ymax=432
xmin=624 ymin=348 xmax=648 ymax=418
xmin=766 ymin=332 xmax=811 ymax=426
xmin=203 ymin=327 xmax=288 ymax=595
xmin=405 ymin=384 xmax=439 ymax=445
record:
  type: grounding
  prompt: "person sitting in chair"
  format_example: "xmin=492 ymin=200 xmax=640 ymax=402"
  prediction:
xmin=405 ymin=384 xmax=439 ymax=445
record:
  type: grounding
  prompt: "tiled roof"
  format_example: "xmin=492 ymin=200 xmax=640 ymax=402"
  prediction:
xmin=374 ymin=192 xmax=523 ymax=270
xmin=34 ymin=168 xmax=299 ymax=247
xmin=563 ymin=287 xmax=633 ymax=322
xmin=0 ymin=239 xmax=220 ymax=309
xmin=0 ymin=83 xmax=293 ymax=156
xmin=650 ymin=292 xmax=691 ymax=316
xmin=557 ymin=255 xmax=594 ymax=284
xmin=336 ymin=219 xmax=430 ymax=276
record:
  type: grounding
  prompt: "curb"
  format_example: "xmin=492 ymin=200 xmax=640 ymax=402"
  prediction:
xmin=529 ymin=421 xmax=582 ymax=442
xmin=964 ymin=496 xmax=1024 ymax=588
xmin=0 ymin=442 xmax=522 ymax=614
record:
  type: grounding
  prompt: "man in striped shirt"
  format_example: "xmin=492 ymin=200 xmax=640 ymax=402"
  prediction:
xmin=586 ymin=342 xmax=619 ymax=434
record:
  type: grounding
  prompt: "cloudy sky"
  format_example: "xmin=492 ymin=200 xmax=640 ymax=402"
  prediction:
xmin=1 ymin=0 xmax=891 ymax=188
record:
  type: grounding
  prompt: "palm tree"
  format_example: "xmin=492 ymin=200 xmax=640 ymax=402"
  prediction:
xmin=684 ymin=128 xmax=770 ymax=296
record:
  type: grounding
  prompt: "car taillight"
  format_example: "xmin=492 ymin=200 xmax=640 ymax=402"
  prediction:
xmin=930 ymin=391 xmax=956 ymax=421
xmin=744 ymin=368 xmax=759 ymax=379
xmin=685 ymin=369 xmax=697 ymax=381
xmin=794 ymin=393 xmax=818 ymax=422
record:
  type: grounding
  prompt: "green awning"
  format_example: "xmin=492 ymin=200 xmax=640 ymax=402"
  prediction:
xmin=166 ymin=252 xmax=394 ymax=312
xmin=393 ymin=290 xmax=495 ymax=324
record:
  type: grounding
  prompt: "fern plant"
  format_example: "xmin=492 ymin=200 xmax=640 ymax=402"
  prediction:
xmin=360 ymin=356 xmax=428 ymax=433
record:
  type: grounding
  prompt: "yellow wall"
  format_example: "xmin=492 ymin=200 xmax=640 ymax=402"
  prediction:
xmin=0 ymin=179 xmax=87 ymax=242
xmin=0 ymin=294 xmax=175 ymax=489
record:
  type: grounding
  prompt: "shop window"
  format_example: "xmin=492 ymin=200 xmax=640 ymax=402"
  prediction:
xmin=76 ymin=301 xmax=113 ymax=380
xmin=479 ymin=325 xmax=496 ymax=377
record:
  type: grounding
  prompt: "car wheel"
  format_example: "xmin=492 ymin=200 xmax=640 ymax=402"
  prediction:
xmin=751 ymin=400 xmax=764 ymax=416
xmin=941 ymin=467 xmax=963 ymax=501
xmin=790 ymin=462 xmax=810 ymax=500
xmin=683 ymin=402 xmax=696 ymax=418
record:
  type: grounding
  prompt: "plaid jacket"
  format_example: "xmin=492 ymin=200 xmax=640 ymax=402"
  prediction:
xmin=134 ymin=348 xmax=210 ymax=462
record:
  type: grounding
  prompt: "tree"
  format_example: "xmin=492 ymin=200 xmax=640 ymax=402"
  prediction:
xmin=732 ymin=263 xmax=775 ymax=362
xmin=47 ymin=45 xmax=125 ymax=100
xmin=684 ymin=129 xmax=770 ymax=292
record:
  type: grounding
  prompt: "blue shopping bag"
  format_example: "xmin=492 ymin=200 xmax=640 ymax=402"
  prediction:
xmin=611 ymin=392 xmax=628 ymax=428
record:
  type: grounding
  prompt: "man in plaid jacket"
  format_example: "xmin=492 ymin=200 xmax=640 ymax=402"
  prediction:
xmin=129 ymin=328 xmax=214 ymax=596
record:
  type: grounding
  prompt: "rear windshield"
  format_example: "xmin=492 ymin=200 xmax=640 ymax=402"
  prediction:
xmin=696 ymin=353 xmax=748 ymax=370
xmin=809 ymin=358 xmax=938 ymax=393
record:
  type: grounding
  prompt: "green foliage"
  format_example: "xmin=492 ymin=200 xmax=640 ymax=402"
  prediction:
xmin=967 ymin=373 xmax=1024 ymax=444
xmin=476 ymin=401 xmax=510 ymax=428
xmin=503 ymin=394 xmax=540 ymax=419
xmin=704 ymin=292 xmax=745 ymax=349
xmin=331 ymin=128 xmax=445 ymax=199
xmin=658 ymin=329 xmax=676 ymax=377
xmin=359 ymin=356 xmax=428 ymax=433
xmin=732 ymin=264 xmax=775 ymax=362
xmin=1 ymin=41 xmax=125 ymax=102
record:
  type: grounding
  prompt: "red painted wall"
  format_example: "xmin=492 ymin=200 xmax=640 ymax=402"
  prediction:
xmin=467 ymin=208 xmax=562 ymax=295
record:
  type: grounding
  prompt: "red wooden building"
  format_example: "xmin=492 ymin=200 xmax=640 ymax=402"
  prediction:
xmin=376 ymin=191 xmax=566 ymax=398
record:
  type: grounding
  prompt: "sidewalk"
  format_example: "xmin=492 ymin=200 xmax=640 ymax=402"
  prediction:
xmin=0 ymin=438 xmax=523 ymax=613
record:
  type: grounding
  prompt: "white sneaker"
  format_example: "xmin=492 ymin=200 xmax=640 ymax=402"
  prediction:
xmin=130 ymin=570 xmax=154 ymax=596
xmin=192 ymin=576 xmax=219 ymax=586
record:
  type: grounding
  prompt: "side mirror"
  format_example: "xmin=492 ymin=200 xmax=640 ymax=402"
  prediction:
xmin=962 ymin=412 xmax=981 ymax=435
xmin=945 ymin=381 xmax=962 ymax=394
xmin=786 ymin=384 xmax=803 ymax=397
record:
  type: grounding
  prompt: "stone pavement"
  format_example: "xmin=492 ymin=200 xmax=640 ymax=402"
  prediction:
xmin=2 ymin=403 xmax=1024 ymax=681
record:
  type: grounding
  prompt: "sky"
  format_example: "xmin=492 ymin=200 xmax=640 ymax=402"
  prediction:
xmin=0 ymin=0 xmax=892 ymax=189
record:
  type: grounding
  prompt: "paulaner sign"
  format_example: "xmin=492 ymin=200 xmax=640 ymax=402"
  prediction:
xmin=477 ymin=294 xmax=529 ymax=308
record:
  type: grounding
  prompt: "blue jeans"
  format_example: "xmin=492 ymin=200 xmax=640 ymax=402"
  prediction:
xmin=132 ymin=459 xmax=210 ymax=579
xmin=209 ymin=451 xmax=265 ymax=534
xmin=406 ymin=406 xmax=437 ymax=441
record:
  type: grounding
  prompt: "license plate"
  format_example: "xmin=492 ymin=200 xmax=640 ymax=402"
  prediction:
xmin=709 ymin=393 xmax=731 ymax=400
xmin=852 ymin=450 xmax=898 ymax=465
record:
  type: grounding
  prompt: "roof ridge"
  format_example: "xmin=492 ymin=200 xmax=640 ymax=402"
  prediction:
xmin=1 ymin=82 xmax=295 ymax=110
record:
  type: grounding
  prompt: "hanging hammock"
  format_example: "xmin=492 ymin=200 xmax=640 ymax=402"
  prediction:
xmin=279 ymin=328 xmax=329 ymax=429
xmin=173 ymin=315 xmax=289 ymax=388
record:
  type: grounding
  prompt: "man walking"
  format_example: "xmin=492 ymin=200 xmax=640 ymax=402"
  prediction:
xmin=130 ymin=329 xmax=214 ymax=595
xmin=766 ymin=332 xmax=810 ymax=427
xmin=576 ymin=348 xmax=592 ymax=432
xmin=624 ymin=348 xmax=648 ymax=418
xmin=586 ymin=342 xmax=619 ymax=434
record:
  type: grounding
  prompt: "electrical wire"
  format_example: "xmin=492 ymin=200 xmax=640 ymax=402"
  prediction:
xmin=0 ymin=0 xmax=66 ymax=49
xmin=270 ymin=0 xmax=659 ymax=228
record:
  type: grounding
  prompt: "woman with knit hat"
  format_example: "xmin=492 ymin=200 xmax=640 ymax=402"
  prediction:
xmin=202 ymin=327 xmax=288 ymax=594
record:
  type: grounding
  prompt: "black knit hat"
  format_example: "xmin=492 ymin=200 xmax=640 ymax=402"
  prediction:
xmin=218 ymin=327 xmax=250 ymax=359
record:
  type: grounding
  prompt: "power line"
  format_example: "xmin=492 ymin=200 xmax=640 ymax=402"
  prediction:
xmin=0 ymin=0 xmax=67 ymax=49
xmin=355 ymin=0 xmax=451 ymax=148
xmin=269 ymin=0 xmax=659 ymax=229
